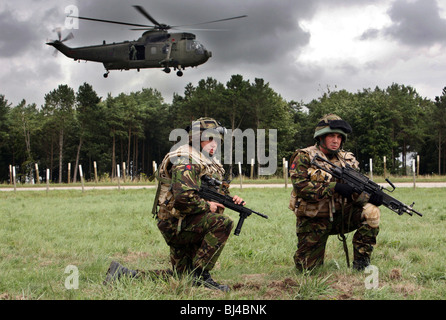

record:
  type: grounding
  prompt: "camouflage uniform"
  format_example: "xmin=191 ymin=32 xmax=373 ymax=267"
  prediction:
xmin=154 ymin=118 xmax=234 ymax=278
xmin=156 ymin=143 xmax=233 ymax=273
xmin=289 ymin=114 xmax=380 ymax=271
xmin=104 ymin=119 xmax=234 ymax=291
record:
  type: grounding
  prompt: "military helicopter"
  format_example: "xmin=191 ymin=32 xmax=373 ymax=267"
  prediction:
xmin=47 ymin=6 xmax=246 ymax=78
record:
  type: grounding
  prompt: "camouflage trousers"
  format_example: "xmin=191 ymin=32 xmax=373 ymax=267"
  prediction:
xmin=157 ymin=211 xmax=233 ymax=273
xmin=294 ymin=205 xmax=379 ymax=270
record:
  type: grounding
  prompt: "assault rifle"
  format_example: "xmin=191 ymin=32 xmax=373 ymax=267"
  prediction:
xmin=311 ymin=155 xmax=423 ymax=217
xmin=199 ymin=175 xmax=268 ymax=235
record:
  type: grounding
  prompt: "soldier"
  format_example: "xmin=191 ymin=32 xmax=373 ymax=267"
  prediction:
xmin=105 ymin=117 xmax=243 ymax=292
xmin=288 ymin=114 xmax=382 ymax=271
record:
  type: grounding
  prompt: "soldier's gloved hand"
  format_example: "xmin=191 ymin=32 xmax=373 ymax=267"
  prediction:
xmin=368 ymin=192 xmax=383 ymax=206
xmin=334 ymin=183 xmax=354 ymax=198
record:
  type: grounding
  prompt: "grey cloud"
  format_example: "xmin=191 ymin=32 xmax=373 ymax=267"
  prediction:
xmin=384 ymin=0 xmax=446 ymax=47
xmin=359 ymin=28 xmax=380 ymax=41
xmin=0 ymin=10 xmax=39 ymax=57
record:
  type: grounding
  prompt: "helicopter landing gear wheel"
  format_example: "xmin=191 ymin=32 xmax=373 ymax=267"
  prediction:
xmin=103 ymin=71 xmax=109 ymax=78
xmin=176 ymin=70 xmax=183 ymax=77
xmin=163 ymin=67 xmax=171 ymax=74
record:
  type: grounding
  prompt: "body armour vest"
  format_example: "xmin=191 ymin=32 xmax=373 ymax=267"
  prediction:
xmin=289 ymin=145 xmax=359 ymax=219
xmin=154 ymin=144 xmax=225 ymax=220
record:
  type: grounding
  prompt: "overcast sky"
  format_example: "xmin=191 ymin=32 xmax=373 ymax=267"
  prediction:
xmin=1 ymin=0 xmax=446 ymax=108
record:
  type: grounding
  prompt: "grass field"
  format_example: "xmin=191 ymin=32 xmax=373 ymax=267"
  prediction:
xmin=0 ymin=186 xmax=445 ymax=300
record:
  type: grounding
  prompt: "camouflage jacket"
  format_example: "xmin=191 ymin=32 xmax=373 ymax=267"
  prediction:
xmin=289 ymin=145 xmax=359 ymax=218
xmin=155 ymin=144 xmax=227 ymax=220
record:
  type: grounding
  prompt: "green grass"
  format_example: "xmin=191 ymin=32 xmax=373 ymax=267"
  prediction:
xmin=0 ymin=186 xmax=445 ymax=300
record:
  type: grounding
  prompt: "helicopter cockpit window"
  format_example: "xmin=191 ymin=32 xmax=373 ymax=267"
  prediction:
xmin=186 ymin=40 xmax=205 ymax=55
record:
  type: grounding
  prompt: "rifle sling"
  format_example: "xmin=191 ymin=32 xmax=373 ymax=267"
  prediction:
xmin=337 ymin=199 xmax=351 ymax=268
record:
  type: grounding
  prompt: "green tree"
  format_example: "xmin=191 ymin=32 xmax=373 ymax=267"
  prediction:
xmin=8 ymin=100 xmax=41 ymax=181
xmin=385 ymin=83 xmax=429 ymax=174
xmin=136 ymin=88 xmax=169 ymax=176
xmin=104 ymin=94 xmax=121 ymax=178
xmin=72 ymin=83 xmax=101 ymax=182
xmin=0 ymin=95 xmax=12 ymax=181
xmin=43 ymin=84 xmax=76 ymax=183
xmin=433 ymin=87 xmax=446 ymax=174
xmin=247 ymin=78 xmax=296 ymax=175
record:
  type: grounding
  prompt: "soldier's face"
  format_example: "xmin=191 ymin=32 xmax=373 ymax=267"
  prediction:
xmin=321 ymin=133 xmax=342 ymax=154
xmin=201 ymin=138 xmax=218 ymax=156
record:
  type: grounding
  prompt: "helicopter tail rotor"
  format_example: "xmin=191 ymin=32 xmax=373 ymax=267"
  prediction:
xmin=48 ymin=28 xmax=74 ymax=56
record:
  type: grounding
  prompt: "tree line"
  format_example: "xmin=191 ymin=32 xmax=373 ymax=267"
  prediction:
xmin=1 ymin=75 xmax=445 ymax=183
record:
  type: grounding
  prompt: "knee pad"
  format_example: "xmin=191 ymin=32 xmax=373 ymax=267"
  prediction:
xmin=361 ymin=203 xmax=380 ymax=228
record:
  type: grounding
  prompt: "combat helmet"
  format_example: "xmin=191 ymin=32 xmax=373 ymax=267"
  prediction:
xmin=186 ymin=117 xmax=227 ymax=142
xmin=313 ymin=113 xmax=352 ymax=142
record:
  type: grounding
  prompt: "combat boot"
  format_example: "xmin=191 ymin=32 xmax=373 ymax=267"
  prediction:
xmin=352 ymin=257 xmax=370 ymax=271
xmin=192 ymin=269 xmax=230 ymax=292
xmin=103 ymin=260 xmax=139 ymax=284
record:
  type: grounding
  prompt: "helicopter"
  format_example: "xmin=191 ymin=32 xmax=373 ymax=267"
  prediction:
xmin=47 ymin=6 xmax=246 ymax=78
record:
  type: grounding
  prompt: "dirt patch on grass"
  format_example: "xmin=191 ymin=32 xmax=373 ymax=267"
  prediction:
xmin=0 ymin=292 xmax=30 ymax=300
xmin=232 ymin=274 xmax=314 ymax=299
xmin=324 ymin=274 xmax=364 ymax=300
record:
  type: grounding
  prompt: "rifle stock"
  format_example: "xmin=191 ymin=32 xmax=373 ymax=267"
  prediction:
xmin=311 ymin=155 xmax=423 ymax=217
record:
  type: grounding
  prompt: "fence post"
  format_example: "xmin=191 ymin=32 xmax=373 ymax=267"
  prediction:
xmin=94 ymin=161 xmax=98 ymax=183
xmin=412 ymin=159 xmax=416 ymax=189
xmin=283 ymin=158 xmax=288 ymax=188
xmin=250 ymin=158 xmax=254 ymax=179
xmin=238 ymin=162 xmax=242 ymax=189
xmin=35 ymin=163 xmax=40 ymax=184
xmin=416 ymin=155 xmax=420 ymax=177
xmin=152 ymin=161 xmax=157 ymax=174
xmin=12 ymin=166 xmax=16 ymax=192
xmin=46 ymin=169 xmax=50 ymax=193
xmin=79 ymin=164 xmax=85 ymax=193
xmin=117 ymin=164 xmax=121 ymax=190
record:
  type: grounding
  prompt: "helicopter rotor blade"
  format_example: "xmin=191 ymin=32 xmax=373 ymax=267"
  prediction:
xmin=61 ymin=32 xmax=74 ymax=42
xmin=175 ymin=28 xmax=229 ymax=32
xmin=132 ymin=5 xmax=163 ymax=27
xmin=68 ymin=15 xmax=154 ymax=28
xmin=67 ymin=8 xmax=246 ymax=31
xmin=52 ymin=27 xmax=62 ymax=41
xmin=173 ymin=15 xmax=247 ymax=28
